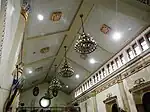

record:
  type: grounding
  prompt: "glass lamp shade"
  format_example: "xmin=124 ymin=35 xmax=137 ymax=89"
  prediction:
xmin=39 ymin=97 xmax=51 ymax=108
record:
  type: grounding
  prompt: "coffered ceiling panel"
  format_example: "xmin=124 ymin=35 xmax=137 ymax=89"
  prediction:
xmin=67 ymin=42 xmax=113 ymax=73
xmin=26 ymin=0 xmax=82 ymax=38
xmin=24 ymin=33 xmax=65 ymax=64
xmin=23 ymin=72 xmax=47 ymax=89
xmin=22 ymin=0 xmax=150 ymax=93
xmin=24 ymin=58 xmax=54 ymax=78
xmin=83 ymin=0 xmax=149 ymax=54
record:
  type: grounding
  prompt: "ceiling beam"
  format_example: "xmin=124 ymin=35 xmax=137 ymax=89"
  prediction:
xmin=43 ymin=35 xmax=67 ymax=81
xmin=27 ymin=30 xmax=68 ymax=40
xmin=24 ymin=55 xmax=55 ymax=66
xmin=51 ymin=0 xmax=95 ymax=75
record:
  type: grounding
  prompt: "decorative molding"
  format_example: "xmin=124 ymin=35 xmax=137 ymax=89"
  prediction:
xmin=134 ymin=78 xmax=145 ymax=85
xmin=103 ymin=96 xmax=117 ymax=104
xmin=71 ymin=50 xmax=150 ymax=103
xmin=129 ymin=80 xmax=150 ymax=93
xmin=0 ymin=0 xmax=8 ymax=62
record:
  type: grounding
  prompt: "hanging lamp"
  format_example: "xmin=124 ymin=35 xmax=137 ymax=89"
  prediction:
xmin=74 ymin=14 xmax=97 ymax=54
xmin=59 ymin=46 xmax=74 ymax=78
xmin=49 ymin=65 xmax=62 ymax=97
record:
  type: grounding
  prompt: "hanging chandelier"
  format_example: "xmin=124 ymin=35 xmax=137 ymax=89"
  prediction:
xmin=45 ymin=89 xmax=54 ymax=99
xmin=49 ymin=65 xmax=62 ymax=97
xmin=74 ymin=14 xmax=97 ymax=54
xmin=49 ymin=76 xmax=62 ymax=97
xmin=58 ymin=46 xmax=74 ymax=78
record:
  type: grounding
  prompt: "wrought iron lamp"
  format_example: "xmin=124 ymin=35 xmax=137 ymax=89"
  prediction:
xmin=45 ymin=89 xmax=54 ymax=99
xmin=59 ymin=46 xmax=74 ymax=78
xmin=74 ymin=14 xmax=97 ymax=54
xmin=49 ymin=65 xmax=62 ymax=97
xmin=49 ymin=78 xmax=62 ymax=97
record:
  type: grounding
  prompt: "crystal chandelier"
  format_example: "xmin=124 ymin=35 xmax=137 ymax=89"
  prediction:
xmin=49 ymin=65 xmax=62 ymax=97
xmin=74 ymin=14 xmax=97 ymax=54
xmin=59 ymin=46 xmax=74 ymax=78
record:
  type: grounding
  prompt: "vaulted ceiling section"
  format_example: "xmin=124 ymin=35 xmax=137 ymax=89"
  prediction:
xmin=22 ymin=0 xmax=150 ymax=93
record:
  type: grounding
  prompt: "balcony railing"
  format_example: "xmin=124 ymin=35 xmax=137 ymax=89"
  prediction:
xmin=74 ymin=26 xmax=150 ymax=98
xmin=16 ymin=106 xmax=81 ymax=112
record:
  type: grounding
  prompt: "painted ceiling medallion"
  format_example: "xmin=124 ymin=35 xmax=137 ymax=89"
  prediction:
xmin=100 ymin=24 xmax=111 ymax=34
xmin=59 ymin=46 xmax=74 ymax=78
xmin=74 ymin=14 xmax=97 ymax=55
xmin=51 ymin=11 xmax=62 ymax=22
xmin=40 ymin=47 xmax=49 ymax=54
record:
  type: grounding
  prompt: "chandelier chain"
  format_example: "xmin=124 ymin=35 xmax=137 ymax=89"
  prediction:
xmin=80 ymin=14 xmax=85 ymax=33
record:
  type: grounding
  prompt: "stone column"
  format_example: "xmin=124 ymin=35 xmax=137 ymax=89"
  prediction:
xmin=2 ymin=1 xmax=31 ymax=111
xmin=91 ymin=91 xmax=98 ymax=112
xmin=117 ymin=80 xmax=131 ymax=112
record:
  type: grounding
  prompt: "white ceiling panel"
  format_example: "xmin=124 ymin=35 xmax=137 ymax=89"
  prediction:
xmin=83 ymin=1 xmax=149 ymax=53
xmin=27 ymin=0 xmax=82 ymax=38
xmin=24 ymin=58 xmax=54 ymax=77
xmin=67 ymin=43 xmax=113 ymax=73
xmin=22 ymin=0 xmax=150 ymax=93
xmin=23 ymin=72 xmax=46 ymax=89
xmin=24 ymin=33 xmax=65 ymax=64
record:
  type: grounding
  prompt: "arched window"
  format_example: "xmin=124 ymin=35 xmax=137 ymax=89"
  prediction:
xmin=142 ymin=92 xmax=150 ymax=112
xmin=112 ymin=103 xmax=119 ymax=112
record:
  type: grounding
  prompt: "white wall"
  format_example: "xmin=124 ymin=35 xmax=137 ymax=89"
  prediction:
xmin=79 ymin=84 xmax=124 ymax=112
xmin=0 ymin=0 xmax=24 ymax=111
xmin=123 ymin=65 xmax=150 ymax=112
xmin=79 ymin=65 xmax=150 ymax=112
xmin=20 ymin=83 xmax=72 ymax=107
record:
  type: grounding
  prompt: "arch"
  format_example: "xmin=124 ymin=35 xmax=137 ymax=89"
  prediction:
xmin=142 ymin=92 xmax=150 ymax=112
xmin=112 ymin=103 xmax=118 ymax=112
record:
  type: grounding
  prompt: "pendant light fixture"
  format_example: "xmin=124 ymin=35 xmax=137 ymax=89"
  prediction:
xmin=49 ymin=65 xmax=62 ymax=97
xmin=74 ymin=14 xmax=97 ymax=54
xmin=59 ymin=46 xmax=74 ymax=78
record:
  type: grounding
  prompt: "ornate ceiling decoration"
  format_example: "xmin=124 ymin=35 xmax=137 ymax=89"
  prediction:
xmin=40 ymin=47 xmax=50 ymax=54
xmin=50 ymin=11 xmax=62 ymax=22
xmin=100 ymin=24 xmax=111 ymax=34
xmin=58 ymin=46 xmax=74 ymax=78
xmin=74 ymin=14 xmax=97 ymax=55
